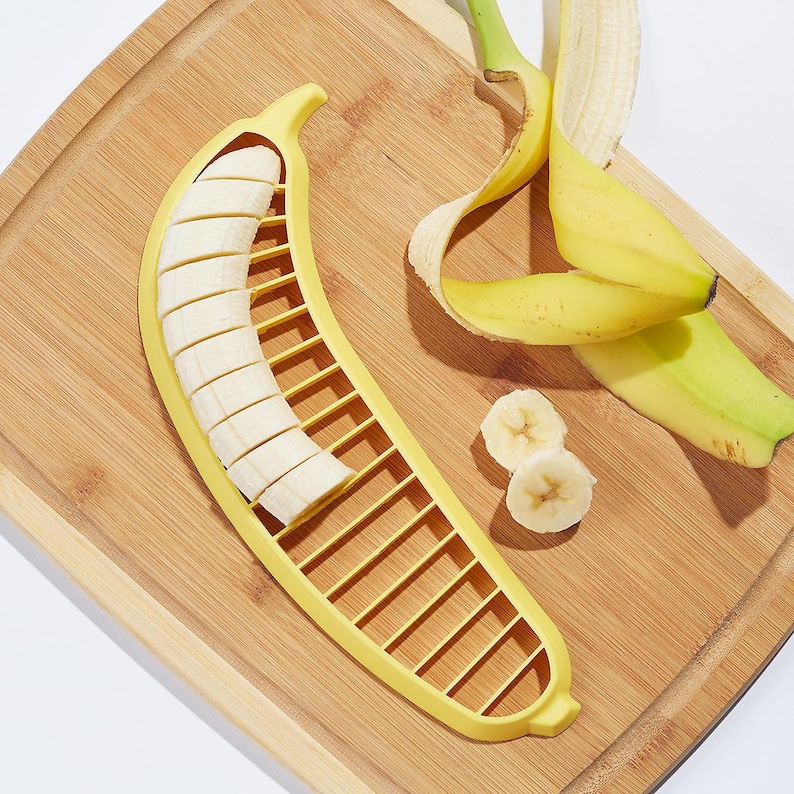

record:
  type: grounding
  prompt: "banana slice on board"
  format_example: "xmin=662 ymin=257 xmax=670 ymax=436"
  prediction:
xmin=480 ymin=389 xmax=567 ymax=472
xmin=506 ymin=448 xmax=596 ymax=534
xmin=139 ymin=84 xmax=579 ymax=740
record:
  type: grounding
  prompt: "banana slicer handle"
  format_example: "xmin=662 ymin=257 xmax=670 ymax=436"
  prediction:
xmin=528 ymin=690 xmax=581 ymax=737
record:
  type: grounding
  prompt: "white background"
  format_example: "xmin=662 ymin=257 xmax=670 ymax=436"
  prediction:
xmin=1 ymin=1 xmax=793 ymax=791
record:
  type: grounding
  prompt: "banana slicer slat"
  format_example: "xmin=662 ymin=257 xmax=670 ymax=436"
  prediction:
xmin=138 ymin=83 xmax=578 ymax=741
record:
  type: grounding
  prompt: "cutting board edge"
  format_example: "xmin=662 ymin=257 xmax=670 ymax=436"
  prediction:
xmin=0 ymin=459 xmax=375 ymax=794
xmin=0 ymin=1 xmax=792 ymax=792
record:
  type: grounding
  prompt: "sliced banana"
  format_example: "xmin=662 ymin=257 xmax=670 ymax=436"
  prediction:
xmin=173 ymin=326 xmax=263 ymax=397
xmin=157 ymin=215 xmax=261 ymax=275
xmin=208 ymin=395 xmax=300 ymax=467
xmin=258 ymin=450 xmax=356 ymax=525
xmin=157 ymin=254 xmax=251 ymax=320
xmin=480 ymin=389 xmax=568 ymax=472
xmin=197 ymin=145 xmax=281 ymax=183
xmin=161 ymin=289 xmax=252 ymax=358
xmin=155 ymin=143 xmax=356 ymax=526
xmin=190 ymin=362 xmax=281 ymax=433
xmin=506 ymin=447 xmax=596 ymax=534
xmin=169 ymin=179 xmax=275 ymax=224
xmin=226 ymin=428 xmax=322 ymax=502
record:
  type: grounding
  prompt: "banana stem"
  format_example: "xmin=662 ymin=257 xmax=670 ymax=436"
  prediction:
xmin=465 ymin=0 xmax=523 ymax=76
xmin=463 ymin=0 xmax=552 ymax=205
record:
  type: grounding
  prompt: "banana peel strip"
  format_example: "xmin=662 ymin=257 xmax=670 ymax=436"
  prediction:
xmin=407 ymin=0 xmax=554 ymax=341
xmin=549 ymin=0 xmax=717 ymax=300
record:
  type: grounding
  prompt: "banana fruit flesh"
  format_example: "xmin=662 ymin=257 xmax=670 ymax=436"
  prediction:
xmin=190 ymin=362 xmax=281 ymax=433
xmin=157 ymin=254 xmax=250 ymax=319
xmin=507 ymin=448 xmax=595 ymax=534
xmin=482 ymin=390 xmax=595 ymax=532
xmin=157 ymin=145 xmax=354 ymax=523
xmin=481 ymin=389 xmax=567 ymax=471
xmin=162 ymin=289 xmax=251 ymax=357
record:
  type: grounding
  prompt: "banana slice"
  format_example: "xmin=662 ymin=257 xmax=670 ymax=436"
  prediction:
xmin=157 ymin=254 xmax=250 ymax=319
xmin=226 ymin=427 xmax=322 ymax=502
xmin=258 ymin=450 xmax=356 ymax=525
xmin=481 ymin=389 xmax=568 ymax=472
xmin=173 ymin=326 xmax=262 ymax=397
xmin=161 ymin=289 xmax=252 ymax=358
xmin=157 ymin=216 xmax=261 ymax=275
xmin=208 ymin=395 xmax=300 ymax=467
xmin=170 ymin=179 xmax=276 ymax=225
xmin=506 ymin=447 xmax=596 ymax=533
xmin=197 ymin=145 xmax=281 ymax=183
xmin=190 ymin=361 xmax=281 ymax=433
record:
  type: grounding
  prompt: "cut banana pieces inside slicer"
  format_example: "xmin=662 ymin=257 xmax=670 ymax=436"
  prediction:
xmin=139 ymin=85 xmax=579 ymax=741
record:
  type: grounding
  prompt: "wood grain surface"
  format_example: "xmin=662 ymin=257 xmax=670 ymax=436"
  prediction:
xmin=0 ymin=1 xmax=792 ymax=792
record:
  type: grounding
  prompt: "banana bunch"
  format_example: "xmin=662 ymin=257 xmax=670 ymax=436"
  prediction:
xmin=156 ymin=144 xmax=354 ymax=523
xmin=482 ymin=390 xmax=595 ymax=532
xmin=409 ymin=0 xmax=794 ymax=467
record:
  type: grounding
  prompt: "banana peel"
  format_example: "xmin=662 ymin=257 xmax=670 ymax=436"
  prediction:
xmin=573 ymin=312 xmax=794 ymax=467
xmin=411 ymin=0 xmax=794 ymax=466
xmin=407 ymin=0 xmax=710 ymax=346
xmin=550 ymin=0 xmax=794 ymax=466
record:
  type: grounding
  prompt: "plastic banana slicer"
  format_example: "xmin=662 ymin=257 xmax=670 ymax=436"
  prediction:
xmin=138 ymin=84 xmax=579 ymax=741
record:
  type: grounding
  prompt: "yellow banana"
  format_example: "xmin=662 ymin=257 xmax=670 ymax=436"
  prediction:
xmin=549 ymin=0 xmax=794 ymax=466
xmin=407 ymin=0 xmax=707 ymax=347
xmin=548 ymin=0 xmax=717 ymax=301
xmin=572 ymin=313 xmax=794 ymax=467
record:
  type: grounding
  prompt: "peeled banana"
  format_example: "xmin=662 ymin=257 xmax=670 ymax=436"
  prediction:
xmin=156 ymin=145 xmax=354 ymax=524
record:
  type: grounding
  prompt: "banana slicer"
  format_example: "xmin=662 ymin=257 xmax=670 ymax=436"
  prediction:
xmin=138 ymin=83 xmax=579 ymax=741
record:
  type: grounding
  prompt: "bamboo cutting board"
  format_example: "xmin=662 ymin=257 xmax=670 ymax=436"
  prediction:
xmin=1 ymin=1 xmax=793 ymax=792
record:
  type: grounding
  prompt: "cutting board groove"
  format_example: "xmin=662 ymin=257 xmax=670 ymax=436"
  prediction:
xmin=1 ymin=1 xmax=792 ymax=792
